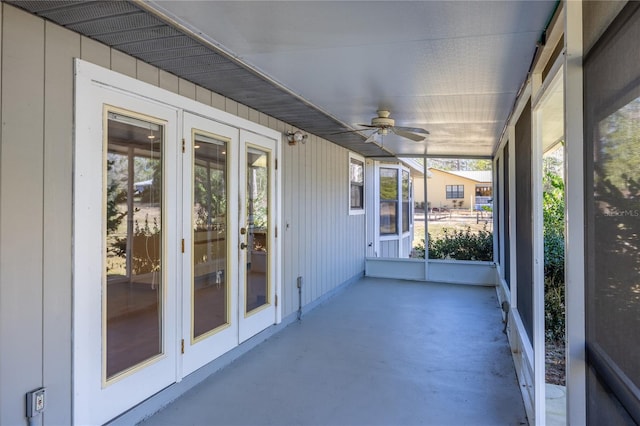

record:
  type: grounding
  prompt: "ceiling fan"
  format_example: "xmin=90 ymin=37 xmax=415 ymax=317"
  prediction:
xmin=338 ymin=110 xmax=429 ymax=143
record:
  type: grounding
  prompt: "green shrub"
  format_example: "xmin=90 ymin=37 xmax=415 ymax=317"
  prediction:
xmin=413 ymin=226 xmax=493 ymax=261
xmin=543 ymin=168 xmax=565 ymax=343
xmin=545 ymin=277 xmax=565 ymax=343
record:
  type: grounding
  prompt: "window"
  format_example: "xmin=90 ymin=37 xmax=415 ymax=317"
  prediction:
xmin=402 ymin=170 xmax=410 ymax=233
xmin=349 ymin=154 xmax=365 ymax=213
xmin=446 ymin=184 xmax=464 ymax=199
xmin=475 ymin=186 xmax=492 ymax=197
xmin=379 ymin=167 xmax=398 ymax=234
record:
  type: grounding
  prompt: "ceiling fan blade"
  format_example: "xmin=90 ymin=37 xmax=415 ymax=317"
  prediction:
xmin=391 ymin=128 xmax=426 ymax=142
xmin=329 ymin=124 xmax=379 ymax=135
xmin=394 ymin=125 xmax=429 ymax=135
xmin=364 ymin=131 xmax=381 ymax=144
xmin=329 ymin=129 xmax=367 ymax=135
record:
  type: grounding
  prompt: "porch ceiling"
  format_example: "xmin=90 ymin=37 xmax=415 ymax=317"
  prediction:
xmin=10 ymin=1 xmax=557 ymax=158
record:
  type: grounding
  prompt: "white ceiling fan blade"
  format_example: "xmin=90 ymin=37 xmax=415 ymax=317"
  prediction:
xmin=394 ymin=125 xmax=429 ymax=135
xmin=364 ymin=131 xmax=381 ymax=144
xmin=391 ymin=128 xmax=425 ymax=142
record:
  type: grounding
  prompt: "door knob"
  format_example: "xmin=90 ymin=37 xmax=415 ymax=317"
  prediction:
xmin=240 ymin=242 xmax=248 ymax=250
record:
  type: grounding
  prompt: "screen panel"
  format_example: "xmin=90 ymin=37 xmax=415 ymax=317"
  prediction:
xmin=515 ymin=102 xmax=534 ymax=343
xmin=584 ymin=2 xmax=640 ymax=423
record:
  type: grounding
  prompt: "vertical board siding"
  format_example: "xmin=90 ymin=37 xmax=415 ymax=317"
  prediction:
xmin=0 ymin=7 xmax=45 ymax=426
xmin=42 ymin=21 xmax=80 ymax=425
xmin=80 ymin=36 xmax=110 ymax=68
xmin=195 ymin=86 xmax=212 ymax=106
xmin=279 ymin=135 xmax=365 ymax=317
xmin=159 ymin=69 xmax=179 ymax=94
xmin=211 ymin=91 xmax=226 ymax=110
xmin=281 ymin=140 xmax=293 ymax=314
xmin=136 ymin=59 xmax=160 ymax=86
xmin=111 ymin=49 xmax=136 ymax=78
xmin=178 ymin=78 xmax=196 ymax=100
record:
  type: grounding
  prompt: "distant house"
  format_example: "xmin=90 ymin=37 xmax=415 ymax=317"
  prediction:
xmin=414 ymin=168 xmax=492 ymax=210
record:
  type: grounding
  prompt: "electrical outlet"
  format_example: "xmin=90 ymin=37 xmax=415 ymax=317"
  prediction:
xmin=26 ymin=387 xmax=46 ymax=418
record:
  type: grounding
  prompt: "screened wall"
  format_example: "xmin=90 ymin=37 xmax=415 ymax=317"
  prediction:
xmin=515 ymin=102 xmax=534 ymax=343
xmin=584 ymin=2 xmax=640 ymax=423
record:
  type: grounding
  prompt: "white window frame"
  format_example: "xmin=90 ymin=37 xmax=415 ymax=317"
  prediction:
xmin=376 ymin=163 xmax=412 ymax=241
xmin=348 ymin=152 xmax=366 ymax=215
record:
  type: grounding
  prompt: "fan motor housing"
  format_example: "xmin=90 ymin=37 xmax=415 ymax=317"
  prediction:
xmin=371 ymin=116 xmax=394 ymax=128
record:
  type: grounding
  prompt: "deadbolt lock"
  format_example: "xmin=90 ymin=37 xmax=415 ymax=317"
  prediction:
xmin=240 ymin=227 xmax=247 ymax=235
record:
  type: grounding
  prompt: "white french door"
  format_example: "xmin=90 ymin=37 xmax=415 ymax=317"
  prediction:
xmin=181 ymin=119 xmax=277 ymax=369
xmin=238 ymin=131 xmax=278 ymax=342
xmin=74 ymin=84 xmax=180 ymax=426
xmin=181 ymin=113 xmax=239 ymax=375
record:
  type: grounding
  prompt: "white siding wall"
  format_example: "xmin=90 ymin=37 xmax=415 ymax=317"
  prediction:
xmin=281 ymin=134 xmax=365 ymax=315
xmin=0 ymin=5 xmax=365 ymax=425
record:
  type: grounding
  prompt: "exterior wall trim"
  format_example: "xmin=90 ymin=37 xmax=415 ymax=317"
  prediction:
xmin=564 ymin=1 xmax=586 ymax=423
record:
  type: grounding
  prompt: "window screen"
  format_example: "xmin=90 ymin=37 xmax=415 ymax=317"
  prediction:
xmin=584 ymin=3 xmax=640 ymax=422
xmin=515 ymin=101 xmax=533 ymax=343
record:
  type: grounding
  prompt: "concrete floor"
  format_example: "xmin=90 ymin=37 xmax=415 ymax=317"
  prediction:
xmin=141 ymin=277 xmax=528 ymax=426
xmin=546 ymin=384 xmax=567 ymax=426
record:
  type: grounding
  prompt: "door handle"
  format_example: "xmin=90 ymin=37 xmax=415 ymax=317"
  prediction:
xmin=240 ymin=242 xmax=248 ymax=250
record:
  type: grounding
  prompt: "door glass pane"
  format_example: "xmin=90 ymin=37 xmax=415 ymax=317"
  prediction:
xmin=105 ymin=111 xmax=163 ymax=380
xmin=246 ymin=147 xmax=269 ymax=314
xmin=192 ymin=133 xmax=228 ymax=339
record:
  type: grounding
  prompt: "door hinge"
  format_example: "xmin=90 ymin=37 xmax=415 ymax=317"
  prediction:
xmin=275 ymin=226 xmax=278 ymax=238
xmin=182 ymin=138 xmax=185 ymax=153
xmin=181 ymin=339 xmax=185 ymax=354
xmin=274 ymin=294 xmax=278 ymax=307
xmin=181 ymin=239 xmax=185 ymax=253
xmin=275 ymin=159 xmax=278 ymax=170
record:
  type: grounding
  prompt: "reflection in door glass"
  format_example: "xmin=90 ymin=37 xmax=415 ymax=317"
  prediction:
xmin=105 ymin=111 xmax=163 ymax=380
xmin=193 ymin=133 xmax=228 ymax=339
xmin=246 ymin=147 xmax=269 ymax=314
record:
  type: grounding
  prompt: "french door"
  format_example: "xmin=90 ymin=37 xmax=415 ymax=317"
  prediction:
xmin=238 ymin=131 xmax=277 ymax=342
xmin=75 ymin=88 xmax=181 ymax=425
xmin=182 ymin=119 xmax=277 ymax=373
xmin=181 ymin=114 xmax=240 ymax=375
xmin=75 ymin=72 xmax=278 ymax=425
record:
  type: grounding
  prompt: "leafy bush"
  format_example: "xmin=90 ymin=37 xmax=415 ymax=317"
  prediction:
xmin=545 ymin=277 xmax=565 ymax=342
xmin=543 ymin=169 xmax=565 ymax=343
xmin=413 ymin=226 xmax=493 ymax=261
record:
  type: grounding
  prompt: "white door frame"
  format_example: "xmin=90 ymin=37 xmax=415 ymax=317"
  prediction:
xmin=74 ymin=59 xmax=282 ymax=424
